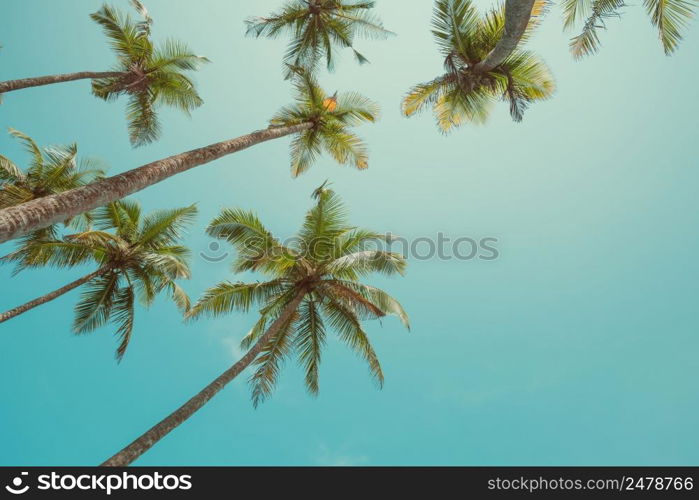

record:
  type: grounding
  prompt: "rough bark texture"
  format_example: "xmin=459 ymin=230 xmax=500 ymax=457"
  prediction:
xmin=101 ymin=289 xmax=307 ymax=467
xmin=473 ymin=0 xmax=536 ymax=73
xmin=0 ymin=268 xmax=107 ymax=324
xmin=0 ymin=123 xmax=313 ymax=244
xmin=0 ymin=71 xmax=124 ymax=94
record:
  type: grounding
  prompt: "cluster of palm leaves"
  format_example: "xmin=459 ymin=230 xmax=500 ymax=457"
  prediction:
xmin=0 ymin=0 xmax=696 ymax=466
xmin=3 ymin=200 xmax=195 ymax=360
xmin=90 ymin=3 xmax=209 ymax=146
xmin=0 ymin=129 xmax=105 ymax=231
xmin=246 ymin=0 xmax=393 ymax=76
xmin=189 ymin=184 xmax=409 ymax=406
xmin=403 ymin=0 xmax=555 ymax=130
xmin=272 ymin=68 xmax=380 ymax=175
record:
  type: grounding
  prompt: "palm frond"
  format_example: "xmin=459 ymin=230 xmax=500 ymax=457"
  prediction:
xmin=73 ymin=272 xmax=121 ymax=334
xmin=8 ymin=128 xmax=43 ymax=171
xmin=569 ymin=0 xmax=625 ymax=59
xmin=0 ymin=154 xmax=24 ymax=183
xmin=327 ymin=279 xmax=410 ymax=329
xmin=207 ymin=208 xmax=296 ymax=274
xmin=250 ymin=311 xmax=297 ymax=407
xmin=294 ymin=296 xmax=326 ymax=395
xmin=188 ymin=280 xmax=288 ymax=319
xmin=324 ymin=250 xmax=407 ymax=278
xmin=299 ymin=186 xmax=350 ymax=259
xmin=321 ymin=295 xmax=384 ymax=387
xmin=112 ymin=285 xmax=136 ymax=361
xmin=644 ymin=0 xmax=696 ymax=54
xmin=431 ymin=0 xmax=480 ymax=58
xmin=402 ymin=76 xmax=450 ymax=117
xmin=126 ymin=91 xmax=161 ymax=147
xmin=137 ymin=204 xmax=197 ymax=248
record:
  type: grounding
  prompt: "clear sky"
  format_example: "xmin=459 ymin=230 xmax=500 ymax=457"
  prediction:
xmin=1 ymin=0 xmax=698 ymax=466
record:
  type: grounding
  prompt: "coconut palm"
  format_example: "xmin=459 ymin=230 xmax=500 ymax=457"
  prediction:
xmin=564 ymin=0 xmax=697 ymax=59
xmin=0 ymin=1 xmax=208 ymax=147
xmin=102 ymin=184 xmax=409 ymax=466
xmin=0 ymin=71 xmax=379 ymax=244
xmin=0 ymin=200 xmax=195 ymax=360
xmin=402 ymin=0 xmax=554 ymax=131
xmin=246 ymin=0 xmax=393 ymax=76
xmin=0 ymin=129 xmax=106 ymax=257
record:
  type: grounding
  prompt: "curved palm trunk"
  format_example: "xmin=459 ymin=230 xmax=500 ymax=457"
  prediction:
xmin=473 ymin=0 xmax=536 ymax=73
xmin=0 ymin=267 xmax=107 ymax=324
xmin=101 ymin=289 xmax=306 ymax=467
xmin=0 ymin=71 xmax=124 ymax=94
xmin=0 ymin=123 xmax=313 ymax=244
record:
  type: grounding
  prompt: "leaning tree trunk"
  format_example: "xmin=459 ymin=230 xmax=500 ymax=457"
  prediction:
xmin=0 ymin=267 xmax=107 ymax=324
xmin=0 ymin=123 xmax=313 ymax=244
xmin=101 ymin=289 xmax=307 ymax=467
xmin=473 ymin=0 xmax=536 ymax=73
xmin=0 ymin=71 xmax=124 ymax=94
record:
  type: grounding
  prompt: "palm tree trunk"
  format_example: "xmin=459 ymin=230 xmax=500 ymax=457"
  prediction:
xmin=0 ymin=71 xmax=124 ymax=94
xmin=101 ymin=289 xmax=306 ymax=467
xmin=0 ymin=267 xmax=107 ymax=324
xmin=473 ymin=0 xmax=536 ymax=73
xmin=0 ymin=123 xmax=313 ymax=244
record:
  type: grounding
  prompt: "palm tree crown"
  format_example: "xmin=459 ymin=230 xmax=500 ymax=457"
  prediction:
xmin=0 ymin=129 xmax=106 ymax=246
xmin=246 ymin=0 xmax=392 ymax=76
xmin=188 ymin=184 xmax=410 ymax=406
xmin=402 ymin=0 xmax=554 ymax=132
xmin=4 ymin=200 xmax=196 ymax=360
xmin=564 ymin=0 xmax=697 ymax=58
xmin=271 ymin=69 xmax=380 ymax=176
xmin=90 ymin=2 xmax=209 ymax=146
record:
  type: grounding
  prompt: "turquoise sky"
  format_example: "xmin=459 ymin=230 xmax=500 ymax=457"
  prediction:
xmin=1 ymin=0 xmax=698 ymax=466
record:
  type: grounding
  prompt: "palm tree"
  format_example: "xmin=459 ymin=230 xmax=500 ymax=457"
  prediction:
xmin=0 ymin=200 xmax=195 ymax=360
xmin=0 ymin=2 xmax=208 ymax=147
xmin=102 ymin=184 xmax=409 ymax=466
xmin=0 ymin=71 xmax=379 ymax=244
xmin=0 ymin=129 xmax=106 ymax=256
xmin=246 ymin=0 xmax=393 ymax=76
xmin=402 ymin=0 xmax=554 ymax=131
xmin=564 ymin=0 xmax=697 ymax=59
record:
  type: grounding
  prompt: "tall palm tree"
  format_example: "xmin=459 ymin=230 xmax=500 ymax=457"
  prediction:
xmin=0 ymin=129 xmax=106 ymax=257
xmin=246 ymin=0 xmax=393 ymax=76
xmin=102 ymin=184 xmax=409 ymax=466
xmin=0 ymin=71 xmax=379 ymax=244
xmin=0 ymin=2 xmax=208 ymax=147
xmin=0 ymin=200 xmax=195 ymax=360
xmin=402 ymin=0 xmax=554 ymax=131
xmin=564 ymin=0 xmax=697 ymax=59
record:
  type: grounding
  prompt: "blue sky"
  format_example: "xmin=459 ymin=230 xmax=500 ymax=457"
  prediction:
xmin=1 ymin=0 xmax=698 ymax=465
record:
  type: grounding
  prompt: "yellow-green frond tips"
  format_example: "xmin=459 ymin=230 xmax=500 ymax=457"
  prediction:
xmin=270 ymin=71 xmax=379 ymax=176
xmin=564 ymin=0 xmax=696 ymax=58
xmin=189 ymin=185 xmax=409 ymax=405
xmin=402 ymin=0 xmax=555 ymax=131
xmin=90 ymin=3 xmax=209 ymax=147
